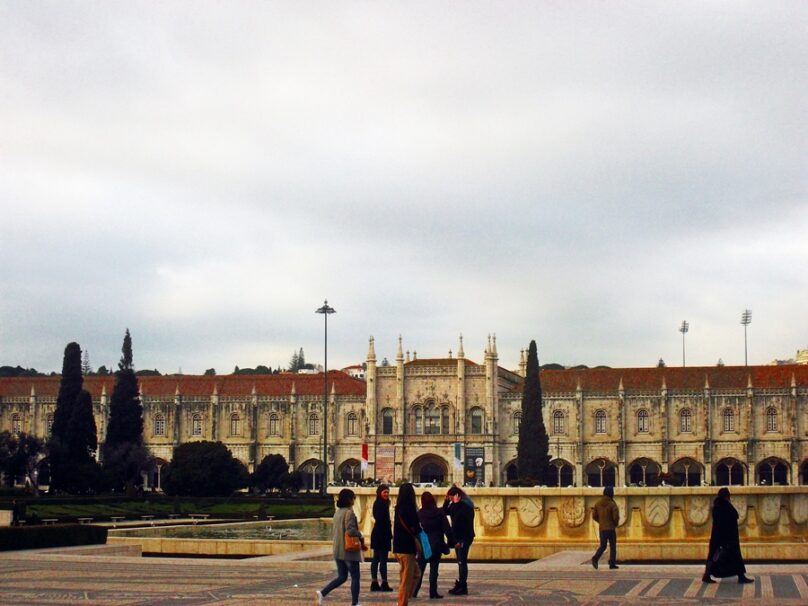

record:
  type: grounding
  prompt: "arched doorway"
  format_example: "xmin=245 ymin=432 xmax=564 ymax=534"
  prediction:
xmin=627 ymin=458 xmax=661 ymax=486
xmin=298 ymin=459 xmax=325 ymax=491
xmin=715 ymin=457 xmax=746 ymax=486
xmin=756 ymin=458 xmax=789 ymax=486
xmin=339 ymin=459 xmax=362 ymax=483
xmin=410 ymin=455 xmax=448 ymax=484
xmin=586 ymin=458 xmax=617 ymax=487
xmin=147 ymin=457 xmax=168 ymax=492
xmin=670 ymin=457 xmax=703 ymax=486
xmin=546 ymin=459 xmax=575 ymax=487
xmin=504 ymin=461 xmax=518 ymax=484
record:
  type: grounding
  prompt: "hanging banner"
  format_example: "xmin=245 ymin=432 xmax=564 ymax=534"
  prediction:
xmin=360 ymin=443 xmax=369 ymax=475
xmin=376 ymin=445 xmax=395 ymax=483
xmin=464 ymin=447 xmax=485 ymax=487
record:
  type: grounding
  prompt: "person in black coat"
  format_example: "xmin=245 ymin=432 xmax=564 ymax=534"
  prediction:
xmin=370 ymin=484 xmax=393 ymax=592
xmin=413 ymin=491 xmax=455 ymax=599
xmin=702 ymin=487 xmax=754 ymax=584
xmin=443 ymin=485 xmax=475 ymax=595
xmin=393 ymin=482 xmax=423 ymax=606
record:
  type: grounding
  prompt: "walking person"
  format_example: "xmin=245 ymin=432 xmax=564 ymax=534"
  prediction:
xmin=702 ymin=487 xmax=754 ymax=584
xmin=412 ymin=491 xmax=455 ymax=599
xmin=591 ymin=486 xmax=619 ymax=569
xmin=393 ymin=482 xmax=423 ymax=606
xmin=370 ymin=484 xmax=394 ymax=593
xmin=443 ymin=485 xmax=475 ymax=596
xmin=317 ymin=488 xmax=367 ymax=606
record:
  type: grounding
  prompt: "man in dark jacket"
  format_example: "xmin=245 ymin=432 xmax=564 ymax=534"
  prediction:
xmin=702 ymin=487 xmax=754 ymax=584
xmin=591 ymin=486 xmax=619 ymax=569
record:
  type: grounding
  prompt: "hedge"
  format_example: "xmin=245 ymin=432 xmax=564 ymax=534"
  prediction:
xmin=0 ymin=524 xmax=107 ymax=552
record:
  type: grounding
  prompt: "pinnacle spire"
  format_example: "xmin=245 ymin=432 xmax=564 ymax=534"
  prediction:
xmin=458 ymin=334 xmax=465 ymax=358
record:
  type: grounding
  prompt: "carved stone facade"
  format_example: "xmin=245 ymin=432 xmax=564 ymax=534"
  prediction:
xmin=2 ymin=336 xmax=808 ymax=488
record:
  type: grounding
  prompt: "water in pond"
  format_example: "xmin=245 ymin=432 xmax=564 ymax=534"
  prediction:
xmin=139 ymin=519 xmax=333 ymax=541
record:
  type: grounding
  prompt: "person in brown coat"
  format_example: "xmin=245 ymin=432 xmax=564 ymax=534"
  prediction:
xmin=591 ymin=486 xmax=620 ymax=569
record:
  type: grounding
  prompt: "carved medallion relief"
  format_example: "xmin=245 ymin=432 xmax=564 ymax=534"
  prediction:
xmin=560 ymin=496 xmax=586 ymax=528
xmin=686 ymin=496 xmax=711 ymax=526
xmin=730 ymin=495 xmax=747 ymax=525
xmin=477 ymin=496 xmax=505 ymax=527
xmin=644 ymin=496 xmax=670 ymax=527
xmin=516 ymin=496 xmax=544 ymax=528
xmin=759 ymin=494 xmax=781 ymax=526
xmin=790 ymin=494 xmax=808 ymax=524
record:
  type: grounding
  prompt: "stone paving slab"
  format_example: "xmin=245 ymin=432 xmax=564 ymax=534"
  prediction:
xmin=1 ymin=550 xmax=806 ymax=605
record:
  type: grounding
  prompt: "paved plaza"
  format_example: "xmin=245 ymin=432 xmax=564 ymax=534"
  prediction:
xmin=1 ymin=548 xmax=807 ymax=605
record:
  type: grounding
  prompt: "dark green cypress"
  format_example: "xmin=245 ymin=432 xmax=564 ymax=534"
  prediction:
xmin=102 ymin=329 xmax=147 ymax=491
xmin=517 ymin=340 xmax=551 ymax=484
xmin=48 ymin=342 xmax=84 ymax=491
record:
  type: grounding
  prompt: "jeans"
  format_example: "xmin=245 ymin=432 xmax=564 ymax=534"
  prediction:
xmin=371 ymin=549 xmax=388 ymax=582
xmin=593 ymin=529 xmax=617 ymax=565
xmin=413 ymin=553 xmax=441 ymax=597
xmin=320 ymin=559 xmax=360 ymax=605
xmin=455 ymin=539 xmax=473 ymax=585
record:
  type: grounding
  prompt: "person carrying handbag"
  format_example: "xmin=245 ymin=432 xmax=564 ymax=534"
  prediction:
xmin=702 ymin=487 xmax=754 ymax=584
xmin=412 ymin=491 xmax=455 ymax=599
xmin=393 ymin=483 xmax=423 ymax=606
xmin=317 ymin=489 xmax=368 ymax=606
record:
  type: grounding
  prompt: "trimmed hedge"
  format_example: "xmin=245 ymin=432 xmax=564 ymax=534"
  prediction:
xmin=0 ymin=524 xmax=107 ymax=552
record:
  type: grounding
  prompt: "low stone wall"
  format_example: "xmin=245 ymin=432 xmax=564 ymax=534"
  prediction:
xmin=335 ymin=486 xmax=808 ymax=561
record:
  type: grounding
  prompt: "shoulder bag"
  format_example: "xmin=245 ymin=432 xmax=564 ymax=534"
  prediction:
xmin=343 ymin=510 xmax=362 ymax=552
xmin=399 ymin=513 xmax=432 ymax=560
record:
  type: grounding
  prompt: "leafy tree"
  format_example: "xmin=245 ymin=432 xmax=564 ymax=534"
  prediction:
xmin=0 ymin=366 xmax=44 ymax=377
xmin=97 ymin=365 xmax=110 ymax=376
xmin=102 ymin=330 xmax=149 ymax=492
xmin=285 ymin=470 xmax=304 ymax=492
xmin=252 ymin=453 xmax=290 ymax=493
xmin=657 ymin=358 xmax=666 ymax=368
xmin=0 ymin=431 xmax=44 ymax=487
xmin=540 ymin=363 xmax=565 ymax=370
xmin=162 ymin=441 xmax=249 ymax=497
xmin=204 ymin=368 xmax=216 ymax=376
xmin=135 ymin=369 xmax=161 ymax=376
xmin=82 ymin=350 xmax=92 ymax=375
xmin=289 ymin=350 xmax=300 ymax=372
xmin=517 ymin=340 xmax=550 ymax=484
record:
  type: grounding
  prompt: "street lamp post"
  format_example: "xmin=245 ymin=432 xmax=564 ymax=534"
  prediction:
xmin=741 ymin=309 xmax=752 ymax=366
xmin=679 ymin=320 xmax=689 ymax=367
xmin=315 ymin=299 xmax=336 ymax=495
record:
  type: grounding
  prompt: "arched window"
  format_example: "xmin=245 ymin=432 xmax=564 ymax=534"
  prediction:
xmin=308 ymin=413 xmax=319 ymax=436
xmin=636 ymin=409 xmax=649 ymax=433
xmin=441 ymin=407 xmax=449 ymax=434
xmin=425 ymin=402 xmax=440 ymax=435
xmin=553 ymin=410 xmax=565 ymax=435
xmin=766 ymin=407 xmax=778 ymax=432
xmin=594 ymin=410 xmax=607 ymax=434
xmin=470 ymin=408 xmax=483 ymax=434
xmin=414 ymin=407 xmax=423 ymax=435
xmin=46 ymin=413 xmax=54 ymax=436
xmin=680 ymin=408 xmax=692 ymax=433
xmin=230 ymin=413 xmax=242 ymax=437
xmin=192 ymin=414 xmax=203 ymax=436
xmin=512 ymin=411 xmax=522 ymax=435
xmin=346 ymin=412 xmax=358 ymax=436
xmin=268 ymin=414 xmax=280 ymax=436
xmin=11 ymin=414 xmax=21 ymax=436
xmin=382 ymin=408 xmax=394 ymax=435
xmin=723 ymin=408 xmax=735 ymax=433
xmin=154 ymin=413 xmax=166 ymax=436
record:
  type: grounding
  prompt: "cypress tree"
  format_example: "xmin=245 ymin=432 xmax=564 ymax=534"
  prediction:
xmin=48 ymin=342 xmax=84 ymax=492
xmin=102 ymin=329 xmax=148 ymax=491
xmin=516 ymin=340 xmax=551 ymax=484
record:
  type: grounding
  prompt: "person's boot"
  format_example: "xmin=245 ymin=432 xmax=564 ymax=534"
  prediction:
xmin=447 ymin=580 xmax=460 ymax=595
xmin=591 ymin=556 xmax=598 ymax=569
xmin=370 ymin=580 xmax=381 ymax=592
xmin=380 ymin=581 xmax=393 ymax=592
xmin=738 ymin=575 xmax=754 ymax=584
xmin=429 ymin=593 xmax=443 ymax=599
xmin=449 ymin=583 xmax=468 ymax=595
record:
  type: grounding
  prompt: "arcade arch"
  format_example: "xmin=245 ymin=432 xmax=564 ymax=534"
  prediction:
xmin=410 ymin=454 xmax=448 ymax=484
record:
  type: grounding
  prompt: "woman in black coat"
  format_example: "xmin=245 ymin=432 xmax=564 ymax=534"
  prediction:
xmin=370 ymin=484 xmax=393 ymax=592
xmin=393 ymin=482 xmax=423 ymax=606
xmin=702 ymin=487 xmax=754 ymax=584
xmin=413 ymin=491 xmax=455 ymax=599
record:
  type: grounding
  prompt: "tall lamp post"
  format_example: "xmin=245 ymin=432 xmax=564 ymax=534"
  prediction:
xmin=741 ymin=309 xmax=752 ymax=366
xmin=315 ymin=299 xmax=336 ymax=495
xmin=679 ymin=320 xmax=689 ymax=367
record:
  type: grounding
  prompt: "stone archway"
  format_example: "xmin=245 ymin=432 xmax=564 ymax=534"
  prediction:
xmin=585 ymin=458 xmax=617 ymax=487
xmin=410 ymin=454 xmax=448 ymax=484
xmin=298 ymin=459 xmax=325 ymax=491
xmin=338 ymin=458 xmax=362 ymax=483
xmin=547 ymin=458 xmax=575 ymax=487
xmin=670 ymin=457 xmax=703 ymax=486
xmin=504 ymin=460 xmax=518 ymax=484
xmin=627 ymin=457 xmax=661 ymax=487
xmin=756 ymin=457 xmax=789 ymax=486
xmin=715 ymin=457 xmax=746 ymax=486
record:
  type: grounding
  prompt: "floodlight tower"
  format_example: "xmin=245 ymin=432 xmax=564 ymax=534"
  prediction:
xmin=741 ymin=309 xmax=752 ymax=366
xmin=679 ymin=320 xmax=689 ymax=367
xmin=315 ymin=299 xmax=336 ymax=494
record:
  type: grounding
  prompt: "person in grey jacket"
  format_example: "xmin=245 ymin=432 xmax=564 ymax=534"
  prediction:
xmin=317 ymin=489 xmax=367 ymax=606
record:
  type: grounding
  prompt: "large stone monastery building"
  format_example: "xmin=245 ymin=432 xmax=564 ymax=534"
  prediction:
xmin=2 ymin=336 xmax=808 ymax=489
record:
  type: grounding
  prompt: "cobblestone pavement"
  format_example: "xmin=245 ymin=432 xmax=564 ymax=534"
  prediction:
xmin=1 ymin=549 xmax=806 ymax=605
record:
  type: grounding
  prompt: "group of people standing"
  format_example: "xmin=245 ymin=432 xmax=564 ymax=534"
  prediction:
xmin=317 ymin=483 xmax=475 ymax=606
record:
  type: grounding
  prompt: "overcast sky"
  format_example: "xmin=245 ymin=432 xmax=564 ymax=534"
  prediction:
xmin=1 ymin=2 xmax=806 ymax=375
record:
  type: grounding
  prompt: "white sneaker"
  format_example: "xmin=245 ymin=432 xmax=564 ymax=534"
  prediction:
xmin=315 ymin=590 xmax=324 ymax=605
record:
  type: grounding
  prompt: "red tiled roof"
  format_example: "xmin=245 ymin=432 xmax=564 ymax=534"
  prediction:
xmin=509 ymin=365 xmax=808 ymax=393
xmin=0 ymin=371 xmax=366 ymax=399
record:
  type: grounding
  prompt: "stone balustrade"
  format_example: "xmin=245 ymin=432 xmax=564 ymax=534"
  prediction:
xmin=333 ymin=486 xmax=808 ymax=561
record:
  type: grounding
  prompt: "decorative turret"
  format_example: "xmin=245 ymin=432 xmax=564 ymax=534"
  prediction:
xmin=518 ymin=349 xmax=527 ymax=377
xmin=366 ymin=336 xmax=378 ymax=436
xmin=367 ymin=336 xmax=376 ymax=363
xmin=792 ymin=372 xmax=798 ymax=397
xmin=396 ymin=336 xmax=404 ymax=363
